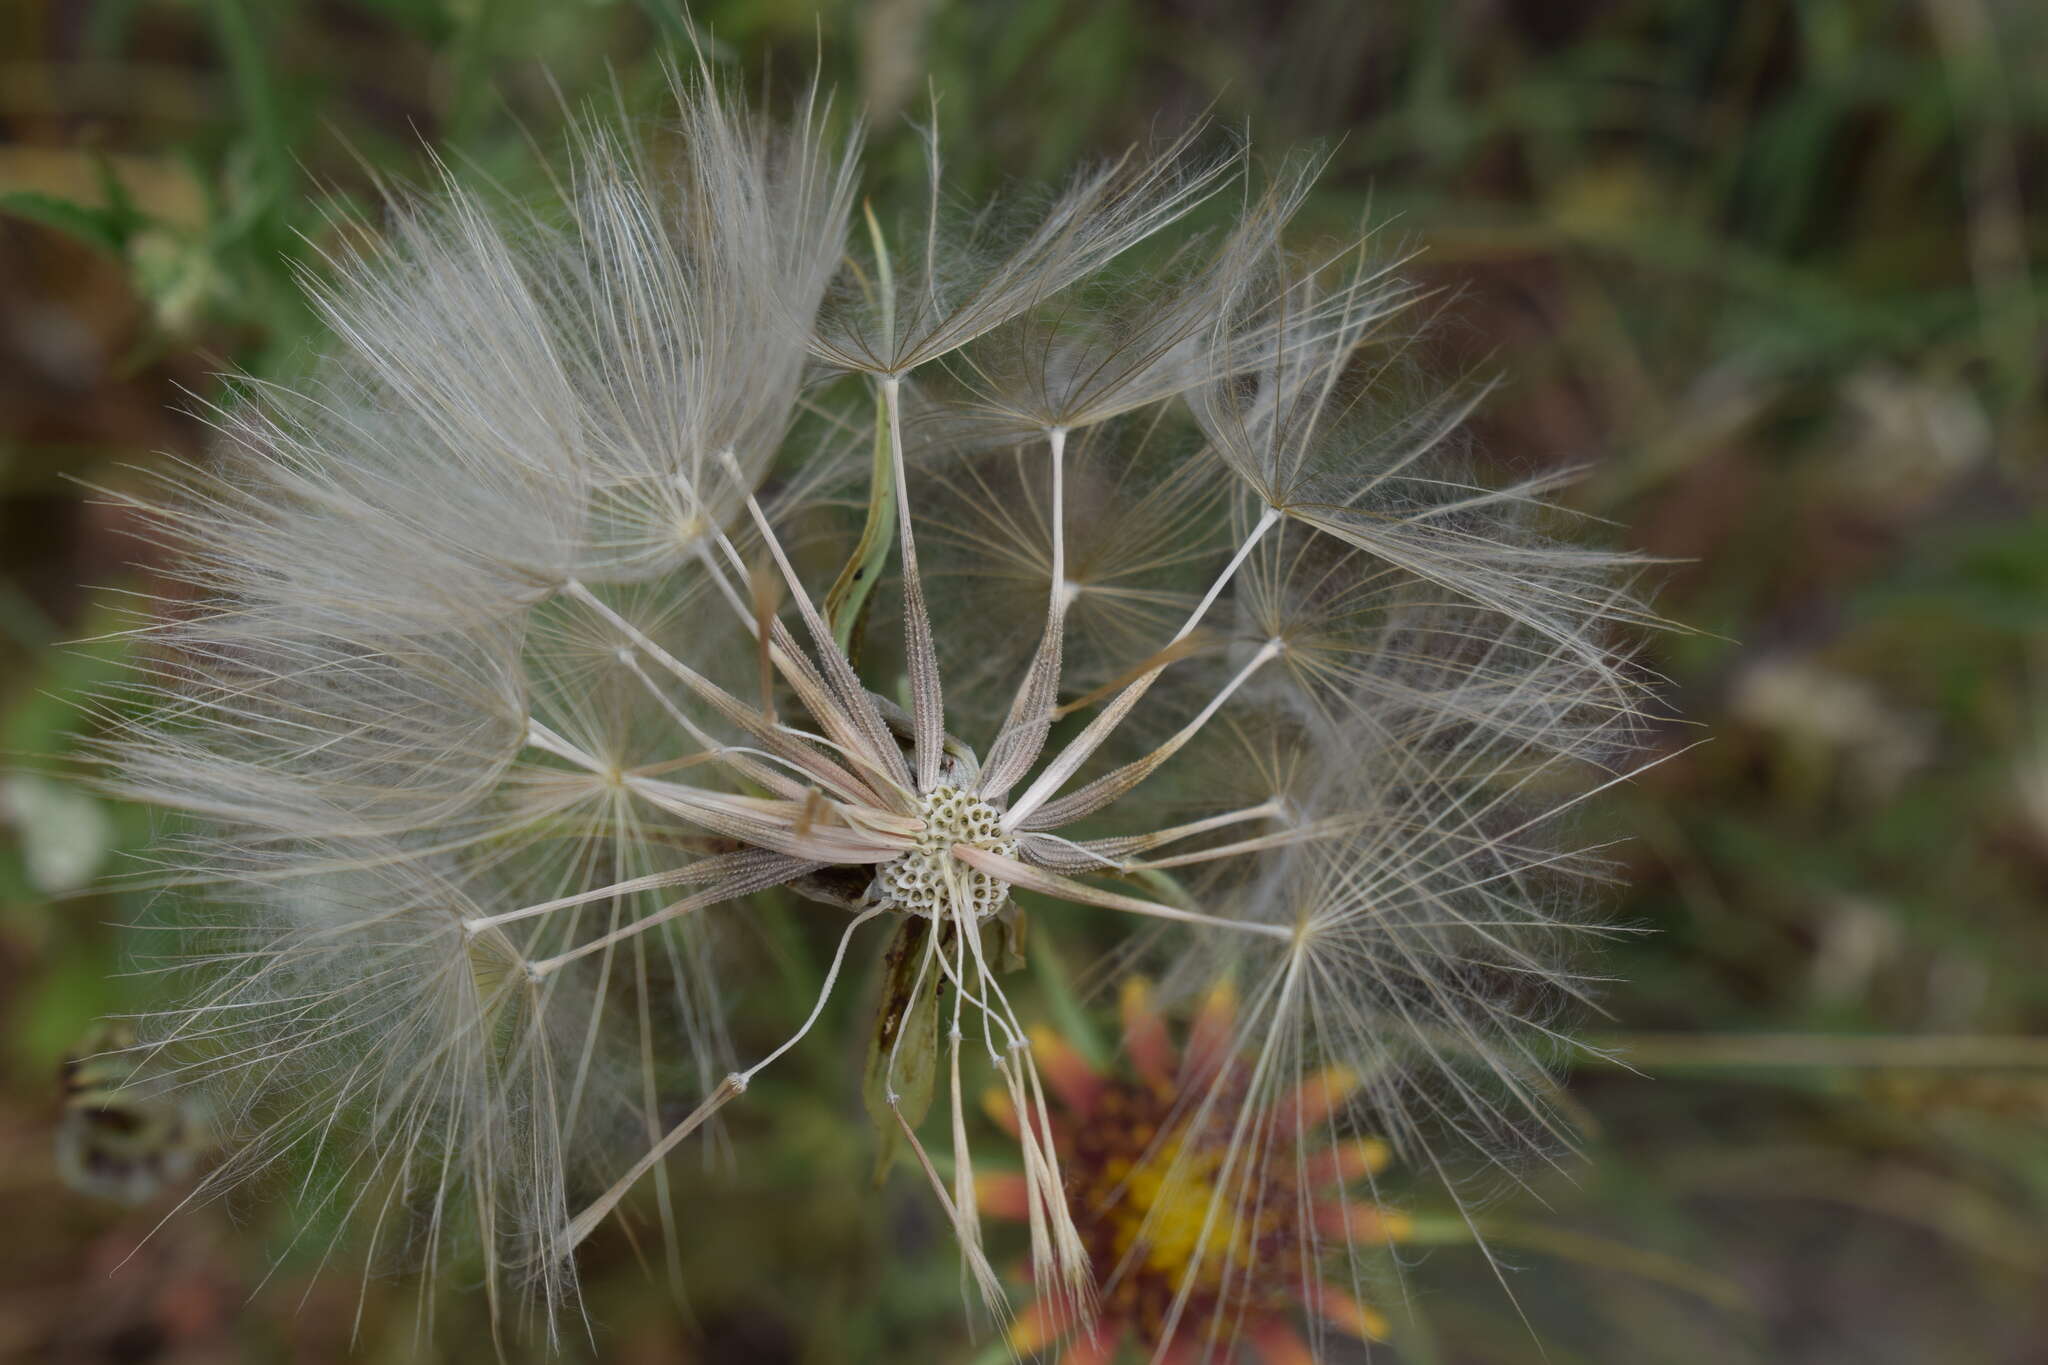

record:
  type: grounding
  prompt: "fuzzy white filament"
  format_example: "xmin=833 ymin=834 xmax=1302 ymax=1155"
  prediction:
xmin=91 ymin=64 xmax=1658 ymax=1348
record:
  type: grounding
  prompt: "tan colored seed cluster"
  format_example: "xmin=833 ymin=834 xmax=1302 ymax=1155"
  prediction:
xmin=874 ymin=785 xmax=1016 ymax=919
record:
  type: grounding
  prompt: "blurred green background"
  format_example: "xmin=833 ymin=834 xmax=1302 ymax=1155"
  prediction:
xmin=2 ymin=1 xmax=2045 ymax=1361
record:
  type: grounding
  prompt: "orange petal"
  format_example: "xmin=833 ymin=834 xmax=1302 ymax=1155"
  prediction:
xmin=1317 ymin=1286 xmax=1391 ymax=1343
xmin=975 ymin=1171 xmax=1031 ymax=1221
xmin=1120 ymin=977 xmax=1175 ymax=1086
xmin=1009 ymin=1298 xmax=1059 ymax=1354
xmin=982 ymin=1085 xmax=1021 ymax=1137
xmin=1247 ymin=1317 xmax=1315 ymax=1365
xmin=1272 ymin=1064 xmax=1359 ymax=1134
xmin=1186 ymin=977 xmax=1238 ymax=1076
xmin=1304 ymin=1137 xmax=1393 ymax=1187
xmin=1029 ymin=1024 xmax=1104 ymax=1117
xmin=1315 ymin=1201 xmax=1412 ymax=1244
xmin=1058 ymin=1326 xmax=1123 ymax=1365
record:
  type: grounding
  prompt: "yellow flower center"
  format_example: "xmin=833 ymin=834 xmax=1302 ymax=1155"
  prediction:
xmin=1110 ymin=1134 xmax=1258 ymax=1288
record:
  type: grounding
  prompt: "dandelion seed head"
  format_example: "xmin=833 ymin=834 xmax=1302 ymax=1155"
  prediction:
xmin=82 ymin=59 xmax=1665 ymax=1346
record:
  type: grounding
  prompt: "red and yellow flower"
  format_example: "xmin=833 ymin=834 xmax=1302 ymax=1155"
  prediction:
xmin=979 ymin=978 xmax=1411 ymax=1364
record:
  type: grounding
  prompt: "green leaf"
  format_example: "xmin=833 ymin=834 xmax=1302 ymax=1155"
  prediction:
xmin=0 ymin=192 xmax=132 ymax=254
xmin=633 ymin=0 xmax=696 ymax=47
xmin=823 ymin=388 xmax=898 ymax=663
xmin=862 ymin=916 xmax=940 ymax=1183
xmin=1027 ymin=924 xmax=1110 ymax=1071
xmin=1861 ymin=514 xmax=2048 ymax=630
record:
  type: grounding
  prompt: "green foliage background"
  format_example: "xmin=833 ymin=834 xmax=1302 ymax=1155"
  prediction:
xmin=1 ymin=1 xmax=2045 ymax=1361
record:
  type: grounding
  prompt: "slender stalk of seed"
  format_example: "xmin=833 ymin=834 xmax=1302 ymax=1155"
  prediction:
xmin=564 ymin=1076 xmax=742 ymax=1251
xmin=721 ymin=454 xmax=909 ymax=788
xmin=1075 ymin=801 xmax=1284 ymax=859
xmin=561 ymin=579 xmax=889 ymax=809
xmin=564 ymin=902 xmax=887 ymax=1251
xmin=977 ymin=426 xmax=1070 ymax=799
xmin=741 ymin=903 xmax=891 ymax=1081
xmin=950 ymin=847 xmax=1291 ymax=940
xmin=1015 ymin=639 xmax=1283 ymax=830
xmin=1002 ymin=504 xmax=1282 ymax=829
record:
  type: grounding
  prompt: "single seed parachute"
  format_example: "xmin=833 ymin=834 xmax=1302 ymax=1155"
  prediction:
xmin=87 ymin=61 xmax=1657 ymax=1353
